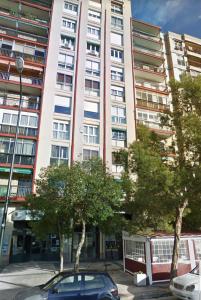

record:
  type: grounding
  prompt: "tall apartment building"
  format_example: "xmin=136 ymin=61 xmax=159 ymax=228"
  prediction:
xmin=0 ymin=0 xmax=135 ymax=264
xmin=165 ymin=31 xmax=201 ymax=80
xmin=132 ymin=19 xmax=172 ymax=135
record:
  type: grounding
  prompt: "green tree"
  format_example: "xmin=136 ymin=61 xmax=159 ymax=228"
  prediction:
xmin=123 ymin=75 xmax=201 ymax=278
xmin=27 ymin=159 xmax=122 ymax=272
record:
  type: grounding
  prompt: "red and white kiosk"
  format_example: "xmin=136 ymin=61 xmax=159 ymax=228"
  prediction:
xmin=122 ymin=231 xmax=201 ymax=284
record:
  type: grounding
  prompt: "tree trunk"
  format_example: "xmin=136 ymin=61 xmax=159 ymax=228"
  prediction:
xmin=74 ymin=219 xmax=86 ymax=273
xmin=59 ymin=233 xmax=65 ymax=272
xmin=170 ymin=198 xmax=188 ymax=279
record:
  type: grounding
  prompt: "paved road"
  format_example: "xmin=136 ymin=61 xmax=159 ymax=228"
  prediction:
xmin=0 ymin=261 xmax=176 ymax=300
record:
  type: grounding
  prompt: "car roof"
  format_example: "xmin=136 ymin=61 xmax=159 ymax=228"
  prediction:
xmin=59 ymin=271 xmax=110 ymax=276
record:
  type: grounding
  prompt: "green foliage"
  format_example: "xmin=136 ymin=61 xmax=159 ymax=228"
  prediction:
xmin=26 ymin=158 xmax=122 ymax=239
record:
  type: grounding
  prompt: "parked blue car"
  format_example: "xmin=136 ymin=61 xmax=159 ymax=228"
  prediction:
xmin=14 ymin=271 xmax=120 ymax=300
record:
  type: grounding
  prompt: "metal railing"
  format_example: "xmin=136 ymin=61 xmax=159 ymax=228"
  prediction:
xmin=0 ymin=153 xmax=35 ymax=165
xmin=0 ymin=124 xmax=38 ymax=137
xmin=0 ymin=48 xmax=45 ymax=64
xmin=0 ymin=7 xmax=49 ymax=27
xmin=85 ymin=68 xmax=100 ymax=76
xmin=0 ymin=185 xmax=32 ymax=197
xmin=0 ymin=95 xmax=40 ymax=110
xmin=0 ymin=26 xmax=48 ymax=44
xmin=0 ymin=71 xmax=43 ymax=86
xmin=135 ymin=80 xmax=167 ymax=92
xmin=135 ymin=62 xmax=165 ymax=73
xmin=111 ymin=74 xmax=124 ymax=81
xmin=58 ymin=62 xmax=74 ymax=70
xmin=136 ymin=99 xmax=170 ymax=111
xmin=112 ymin=116 xmax=126 ymax=124
xmin=134 ymin=45 xmax=163 ymax=58
xmin=133 ymin=30 xmax=161 ymax=42
xmin=85 ymin=88 xmax=100 ymax=97
xmin=56 ymin=82 xmax=72 ymax=91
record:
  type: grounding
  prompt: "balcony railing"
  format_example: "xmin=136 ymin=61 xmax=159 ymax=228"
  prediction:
xmin=0 ymin=48 xmax=45 ymax=64
xmin=0 ymin=95 xmax=40 ymax=110
xmin=135 ymin=80 xmax=167 ymax=92
xmin=85 ymin=68 xmax=100 ymax=76
xmin=58 ymin=61 xmax=74 ymax=70
xmin=137 ymin=119 xmax=162 ymax=130
xmin=0 ymin=26 xmax=48 ymax=44
xmin=0 ymin=7 xmax=49 ymax=27
xmin=111 ymin=74 xmax=124 ymax=81
xmin=0 ymin=124 xmax=38 ymax=137
xmin=0 ymin=185 xmax=32 ymax=197
xmin=135 ymin=62 xmax=165 ymax=74
xmin=56 ymin=82 xmax=72 ymax=92
xmin=0 ymin=72 xmax=43 ymax=86
xmin=0 ymin=153 xmax=35 ymax=165
xmin=134 ymin=46 xmax=163 ymax=58
xmin=136 ymin=99 xmax=170 ymax=111
xmin=112 ymin=116 xmax=126 ymax=124
xmin=112 ymin=164 xmax=124 ymax=173
xmin=133 ymin=30 xmax=161 ymax=42
xmin=85 ymin=88 xmax=100 ymax=97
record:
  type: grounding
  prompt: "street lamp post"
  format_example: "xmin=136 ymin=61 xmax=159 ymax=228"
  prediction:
xmin=0 ymin=57 xmax=24 ymax=257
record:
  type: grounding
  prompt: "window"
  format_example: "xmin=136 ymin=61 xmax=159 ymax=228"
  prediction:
xmin=56 ymin=73 xmax=73 ymax=91
xmin=64 ymin=2 xmax=78 ymax=15
xmin=84 ymin=125 xmax=99 ymax=144
xmin=50 ymin=145 xmax=69 ymax=165
xmin=194 ymin=239 xmax=201 ymax=260
xmin=174 ymin=40 xmax=183 ymax=51
xmin=58 ymin=53 xmax=74 ymax=70
xmin=86 ymin=60 xmax=100 ymax=76
xmin=125 ymin=240 xmax=145 ymax=263
xmin=56 ymin=275 xmax=81 ymax=293
xmin=112 ymin=129 xmax=126 ymax=147
xmin=111 ymin=3 xmax=123 ymax=14
xmin=111 ymin=16 xmax=123 ymax=30
xmin=152 ymin=239 xmax=189 ymax=263
xmin=60 ymin=35 xmax=75 ymax=50
xmin=112 ymin=106 xmax=126 ymax=124
xmin=111 ymin=85 xmax=125 ymax=101
xmin=83 ymin=149 xmax=99 ymax=160
xmin=136 ymin=91 xmax=168 ymax=106
xmin=111 ymin=32 xmax=123 ymax=46
xmin=177 ymin=58 xmax=185 ymax=66
xmin=62 ymin=18 xmax=76 ymax=32
xmin=111 ymin=66 xmax=124 ymax=81
xmin=87 ymin=26 xmax=100 ymax=40
xmin=84 ymin=275 xmax=105 ymax=289
xmin=54 ymin=95 xmax=71 ymax=115
xmin=85 ymin=79 xmax=100 ymax=96
xmin=88 ymin=9 xmax=101 ymax=23
xmin=53 ymin=121 xmax=70 ymax=140
xmin=111 ymin=48 xmax=123 ymax=62
xmin=84 ymin=101 xmax=99 ymax=119
xmin=1 ymin=112 xmax=38 ymax=132
xmin=0 ymin=137 xmax=36 ymax=156
xmin=87 ymin=42 xmax=100 ymax=56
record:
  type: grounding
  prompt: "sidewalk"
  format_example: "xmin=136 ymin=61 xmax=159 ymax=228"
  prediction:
xmin=0 ymin=261 xmax=175 ymax=300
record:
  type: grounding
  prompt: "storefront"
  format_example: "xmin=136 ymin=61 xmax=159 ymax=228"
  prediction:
xmin=123 ymin=231 xmax=201 ymax=284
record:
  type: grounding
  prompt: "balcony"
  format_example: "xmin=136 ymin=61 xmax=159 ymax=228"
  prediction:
xmin=136 ymin=99 xmax=170 ymax=111
xmin=85 ymin=68 xmax=100 ymax=76
xmin=134 ymin=45 xmax=163 ymax=58
xmin=0 ymin=185 xmax=32 ymax=197
xmin=135 ymin=62 xmax=165 ymax=74
xmin=56 ymin=82 xmax=72 ymax=92
xmin=0 ymin=153 xmax=35 ymax=165
xmin=0 ymin=25 xmax=48 ymax=45
xmin=112 ymin=164 xmax=124 ymax=174
xmin=0 ymin=94 xmax=40 ymax=110
xmin=133 ymin=29 xmax=161 ymax=43
xmin=135 ymin=80 xmax=168 ymax=93
xmin=0 ymin=47 xmax=45 ymax=64
xmin=111 ymin=74 xmax=124 ymax=82
xmin=0 ymin=6 xmax=49 ymax=28
xmin=0 ymin=71 xmax=43 ymax=87
xmin=0 ymin=124 xmax=38 ymax=137
xmin=58 ymin=61 xmax=74 ymax=71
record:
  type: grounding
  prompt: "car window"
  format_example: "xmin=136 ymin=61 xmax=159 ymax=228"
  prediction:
xmin=56 ymin=275 xmax=82 ymax=292
xmin=84 ymin=275 xmax=105 ymax=290
xmin=43 ymin=274 xmax=64 ymax=291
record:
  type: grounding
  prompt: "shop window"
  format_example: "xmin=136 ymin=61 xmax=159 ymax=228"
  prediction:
xmin=125 ymin=240 xmax=145 ymax=263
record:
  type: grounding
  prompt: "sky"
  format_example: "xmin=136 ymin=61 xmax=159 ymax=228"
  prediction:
xmin=132 ymin=0 xmax=201 ymax=39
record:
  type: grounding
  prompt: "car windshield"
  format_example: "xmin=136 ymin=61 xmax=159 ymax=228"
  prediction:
xmin=190 ymin=265 xmax=200 ymax=275
xmin=42 ymin=274 xmax=64 ymax=291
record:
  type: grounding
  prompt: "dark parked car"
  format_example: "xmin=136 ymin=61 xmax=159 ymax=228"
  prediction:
xmin=14 ymin=271 xmax=120 ymax=300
